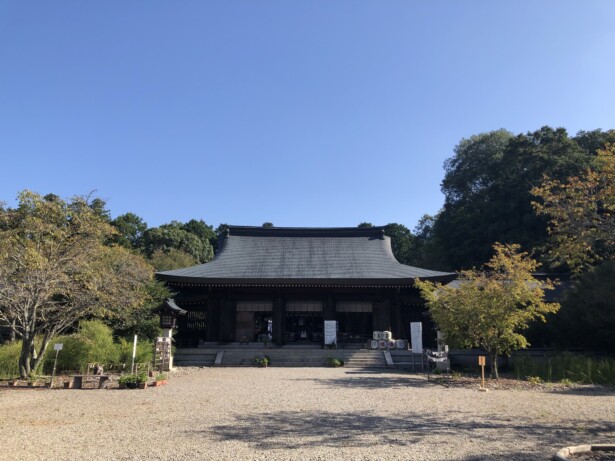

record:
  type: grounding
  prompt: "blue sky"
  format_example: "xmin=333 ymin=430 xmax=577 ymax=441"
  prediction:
xmin=1 ymin=2 xmax=614 ymax=230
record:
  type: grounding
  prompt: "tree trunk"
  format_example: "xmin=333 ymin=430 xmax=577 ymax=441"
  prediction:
xmin=489 ymin=351 xmax=499 ymax=379
xmin=31 ymin=334 xmax=52 ymax=373
xmin=19 ymin=338 xmax=33 ymax=378
xmin=9 ymin=320 xmax=16 ymax=342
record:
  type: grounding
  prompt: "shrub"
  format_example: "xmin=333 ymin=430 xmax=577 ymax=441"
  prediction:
xmin=327 ymin=356 xmax=344 ymax=367
xmin=514 ymin=352 xmax=615 ymax=385
xmin=117 ymin=337 xmax=153 ymax=365
xmin=254 ymin=356 xmax=270 ymax=367
xmin=43 ymin=321 xmax=120 ymax=373
xmin=118 ymin=374 xmax=137 ymax=385
xmin=0 ymin=341 xmax=21 ymax=378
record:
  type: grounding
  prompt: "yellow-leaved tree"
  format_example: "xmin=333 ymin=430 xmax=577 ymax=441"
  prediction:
xmin=532 ymin=144 xmax=615 ymax=273
xmin=415 ymin=243 xmax=559 ymax=378
xmin=0 ymin=191 xmax=153 ymax=378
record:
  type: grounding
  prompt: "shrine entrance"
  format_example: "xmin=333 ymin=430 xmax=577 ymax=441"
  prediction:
xmin=235 ymin=301 xmax=273 ymax=342
xmin=284 ymin=301 xmax=323 ymax=343
xmin=336 ymin=301 xmax=373 ymax=344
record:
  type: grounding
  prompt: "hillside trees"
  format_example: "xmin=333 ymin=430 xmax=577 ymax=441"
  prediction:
xmin=140 ymin=221 xmax=214 ymax=269
xmin=431 ymin=127 xmax=598 ymax=270
xmin=0 ymin=191 xmax=153 ymax=377
xmin=111 ymin=212 xmax=148 ymax=248
xmin=531 ymin=144 xmax=615 ymax=352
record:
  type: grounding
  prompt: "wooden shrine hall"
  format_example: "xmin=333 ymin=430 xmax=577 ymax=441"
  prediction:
xmin=155 ymin=226 xmax=455 ymax=348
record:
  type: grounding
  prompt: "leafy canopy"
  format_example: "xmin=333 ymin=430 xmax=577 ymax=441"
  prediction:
xmin=432 ymin=127 xmax=601 ymax=270
xmin=532 ymin=144 xmax=615 ymax=273
xmin=415 ymin=243 xmax=559 ymax=378
xmin=0 ymin=191 xmax=153 ymax=377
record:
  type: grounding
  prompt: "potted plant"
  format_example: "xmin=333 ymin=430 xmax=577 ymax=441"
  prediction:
xmin=136 ymin=372 xmax=148 ymax=389
xmin=153 ymin=373 xmax=167 ymax=387
xmin=118 ymin=374 xmax=138 ymax=389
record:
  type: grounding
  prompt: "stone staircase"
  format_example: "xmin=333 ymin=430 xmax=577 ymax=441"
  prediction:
xmin=174 ymin=347 xmax=388 ymax=368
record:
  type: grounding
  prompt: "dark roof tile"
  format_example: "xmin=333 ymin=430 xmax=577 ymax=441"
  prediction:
xmin=156 ymin=226 xmax=453 ymax=285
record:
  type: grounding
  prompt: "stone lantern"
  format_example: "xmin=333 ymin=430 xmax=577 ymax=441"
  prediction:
xmin=154 ymin=298 xmax=186 ymax=370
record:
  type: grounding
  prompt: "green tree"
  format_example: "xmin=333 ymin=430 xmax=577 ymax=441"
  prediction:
xmin=141 ymin=222 xmax=214 ymax=263
xmin=262 ymin=222 xmax=274 ymax=228
xmin=383 ymin=223 xmax=415 ymax=265
xmin=532 ymin=144 xmax=615 ymax=273
xmin=553 ymin=261 xmax=615 ymax=352
xmin=0 ymin=191 xmax=153 ymax=377
xmin=111 ymin=212 xmax=148 ymax=248
xmin=183 ymin=219 xmax=217 ymax=250
xmin=108 ymin=280 xmax=170 ymax=342
xmin=574 ymin=129 xmax=615 ymax=156
xmin=149 ymin=248 xmax=198 ymax=271
xmin=415 ymin=243 xmax=559 ymax=378
xmin=357 ymin=222 xmax=373 ymax=228
xmin=432 ymin=127 xmax=594 ymax=270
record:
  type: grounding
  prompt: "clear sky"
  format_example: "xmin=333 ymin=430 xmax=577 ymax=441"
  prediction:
xmin=1 ymin=2 xmax=614 ymax=230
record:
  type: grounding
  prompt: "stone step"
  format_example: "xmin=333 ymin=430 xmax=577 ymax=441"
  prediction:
xmin=174 ymin=348 xmax=391 ymax=368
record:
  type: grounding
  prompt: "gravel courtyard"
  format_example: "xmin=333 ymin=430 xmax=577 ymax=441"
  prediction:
xmin=0 ymin=368 xmax=613 ymax=461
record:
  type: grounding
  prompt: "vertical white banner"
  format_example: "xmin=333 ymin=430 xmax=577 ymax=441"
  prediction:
xmin=324 ymin=320 xmax=337 ymax=346
xmin=410 ymin=322 xmax=423 ymax=354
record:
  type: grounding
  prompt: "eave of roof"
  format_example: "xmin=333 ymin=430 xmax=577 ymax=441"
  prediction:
xmin=156 ymin=225 xmax=455 ymax=286
xmin=160 ymin=274 xmax=456 ymax=288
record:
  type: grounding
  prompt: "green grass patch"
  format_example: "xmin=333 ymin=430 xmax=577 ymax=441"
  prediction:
xmin=513 ymin=352 xmax=615 ymax=385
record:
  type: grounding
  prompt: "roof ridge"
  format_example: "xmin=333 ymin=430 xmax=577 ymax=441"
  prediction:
xmin=225 ymin=226 xmax=386 ymax=238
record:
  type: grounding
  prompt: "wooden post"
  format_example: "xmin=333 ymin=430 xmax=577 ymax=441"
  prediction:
xmin=478 ymin=355 xmax=488 ymax=392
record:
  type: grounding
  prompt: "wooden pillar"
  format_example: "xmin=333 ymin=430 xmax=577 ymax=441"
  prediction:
xmin=323 ymin=295 xmax=335 ymax=321
xmin=390 ymin=290 xmax=403 ymax=339
xmin=220 ymin=298 xmax=235 ymax=343
xmin=272 ymin=296 xmax=284 ymax=346
xmin=206 ymin=297 xmax=221 ymax=342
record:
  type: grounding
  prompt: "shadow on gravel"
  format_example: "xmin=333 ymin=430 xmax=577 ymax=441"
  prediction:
xmin=200 ymin=409 xmax=614 ymax=451
xmin=292 ymin=370 xmax=433 ymax=390
xmin=547 ymin=386 xmax=615 ymax=397
xmin=459 ymin=455 xmax=542 ymax=461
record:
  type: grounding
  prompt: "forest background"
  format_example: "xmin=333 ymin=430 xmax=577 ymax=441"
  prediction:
xmin=1 ymin=124 xmax=614 ymax=376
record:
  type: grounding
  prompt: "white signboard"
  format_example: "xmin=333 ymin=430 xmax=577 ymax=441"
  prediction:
xmin=410 ymin=322 xmax=423 ymax=354
xmin=53 ymin=343 xmax=63 ymax=351
xmin=324 ymin=320 xmax=337 ymax=346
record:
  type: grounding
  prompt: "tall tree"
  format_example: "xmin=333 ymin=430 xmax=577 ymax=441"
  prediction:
xmin=0 ymin=191 xmax=153 ymax=377
xmin=416 ymin=243 xmax=559 ymax=378
xmin=141 ymin=221 xmax=214 ymax=263
xmin=532 ymin=144 xmax=615 ymax=273
xmin=383 ymin=223 xmax=415 ymax=265
xmin=111 ymin=212 xmax=148 ymax=248
xmin=149 ymin=248 xmax=198 ymax=271
xmin=433 ymin=127 xmax=593 ymax=269
xmin=183 ymin=219 xmax=217 ymax=250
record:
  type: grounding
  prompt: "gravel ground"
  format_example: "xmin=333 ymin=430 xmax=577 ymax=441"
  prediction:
xmin=0 ymin=367 xmax=613 ymax=461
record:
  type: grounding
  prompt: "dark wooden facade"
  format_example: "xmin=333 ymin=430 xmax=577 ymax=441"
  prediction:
xmin=156 ymin=226 xmax=455 ymax=348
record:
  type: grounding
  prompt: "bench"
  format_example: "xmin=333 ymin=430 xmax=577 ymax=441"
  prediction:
xmin=71 ymin=375 xmax=110 ymax=389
